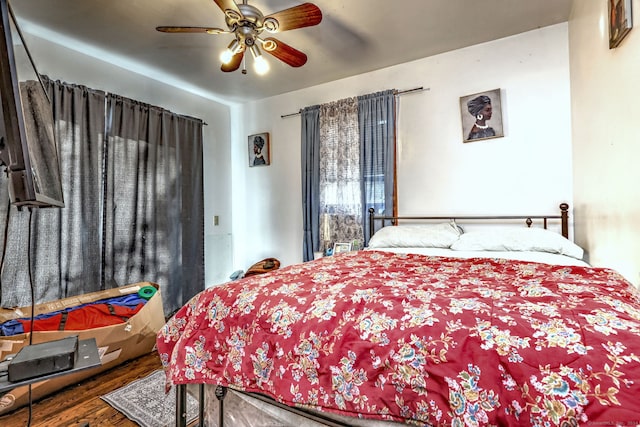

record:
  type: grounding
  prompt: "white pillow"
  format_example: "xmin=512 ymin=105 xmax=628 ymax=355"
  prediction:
xmin=368 ymin=223 xmax=461 ymax=248
xmin=450 ymin=227 xmax=584 ymax=260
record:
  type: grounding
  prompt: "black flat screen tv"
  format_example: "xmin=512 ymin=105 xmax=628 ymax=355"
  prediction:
xmin=0 ymin=0 xmax=64 ymax=209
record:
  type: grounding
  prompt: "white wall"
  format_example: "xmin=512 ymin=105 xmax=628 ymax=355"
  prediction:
xmin=232 ymin=24 xmax=574 ymax=271
xmin=20 ymin=21 xmax=582 ymax=289
xmin=19 ymin=31 xmax=234 ymax=289
xmin=568 ymin=0 xmax=640 ymax=285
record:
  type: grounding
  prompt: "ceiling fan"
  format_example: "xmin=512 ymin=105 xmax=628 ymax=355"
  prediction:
xmin=156 ymin=0 xmax=322 ymax=75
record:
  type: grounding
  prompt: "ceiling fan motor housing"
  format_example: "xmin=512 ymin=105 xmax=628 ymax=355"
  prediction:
xmin=226 ymin=3 xmax=273 ymax=48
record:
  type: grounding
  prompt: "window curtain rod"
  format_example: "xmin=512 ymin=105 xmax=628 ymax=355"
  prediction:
xmin=280 ymin=86 xmax=427 ymax=119
xmin=106 ymin=93 xmax=207 ymax=126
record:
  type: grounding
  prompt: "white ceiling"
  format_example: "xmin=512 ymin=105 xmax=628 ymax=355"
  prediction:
xmin=11 ymin=0 xmax=572 ymax=104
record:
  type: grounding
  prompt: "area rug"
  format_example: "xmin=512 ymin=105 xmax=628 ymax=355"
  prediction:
xmin=101 ymin=370 xmax=199 ymax=427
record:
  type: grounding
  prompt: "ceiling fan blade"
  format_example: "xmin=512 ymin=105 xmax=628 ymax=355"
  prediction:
xmin=156 ymin=26 xmax=227 ymax=35
xmin=221 ymin=50 xmax=244 ymax=72
xmin=212 ymin=0 xmax=242 ymax=19
xmin=264 ymin=3 xmax=322 ymax=33
xmin=262 ymin=37 xmax=307 ymax=67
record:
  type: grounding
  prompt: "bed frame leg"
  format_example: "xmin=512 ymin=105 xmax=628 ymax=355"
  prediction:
xmin=215 ymin=386 xmax=227 ymax=427
xmin=198 ymin=384 xmax=205 ymax=426
xmin=176 ymin=384 xmax=187 ymax=427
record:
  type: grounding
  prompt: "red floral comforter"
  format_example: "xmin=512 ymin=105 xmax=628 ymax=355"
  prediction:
xmin=156 ymin=250 xmax=640 ymax=426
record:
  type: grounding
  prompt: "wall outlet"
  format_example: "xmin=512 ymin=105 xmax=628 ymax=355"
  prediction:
xmin=214 ymin=215 xmax=219 ymax=226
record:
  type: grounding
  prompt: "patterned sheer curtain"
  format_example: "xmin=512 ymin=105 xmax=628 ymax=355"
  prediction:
xmin=318 ymin=97 xmax=362 ymax=252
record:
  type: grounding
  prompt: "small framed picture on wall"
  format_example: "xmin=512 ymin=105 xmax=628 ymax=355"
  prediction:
xmin=248 ymin=132 xmax=270 ymax=167
xmin=459 ymin=88 xmax=504 ymax=143
xmin=609 ymin=0 xmax=633 ymax=48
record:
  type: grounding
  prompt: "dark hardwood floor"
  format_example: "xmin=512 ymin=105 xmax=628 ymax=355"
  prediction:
xmin=0 ymin=351 xmax=165 ymax=427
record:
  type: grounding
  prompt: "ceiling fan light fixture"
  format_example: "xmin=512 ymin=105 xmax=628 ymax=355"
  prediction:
xmin=254 ymin=56 xmax=269 ymax=75
xmin=250 ymin=45 xmax=269 ymax=75
xmin=259 ymin=37 xmax=277 ymax=52
xmin=263 ymin=17 xmax=279 ymax=33
xmin=220 ymin=39 xmax=241 ymax=64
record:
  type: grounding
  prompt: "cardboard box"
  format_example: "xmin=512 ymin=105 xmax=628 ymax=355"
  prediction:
xmin=0 ymin=282 xmax=165 ymax=415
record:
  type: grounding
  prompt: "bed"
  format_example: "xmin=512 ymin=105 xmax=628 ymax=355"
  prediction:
xmin=157 ymin=204 xmax=640 ymax=426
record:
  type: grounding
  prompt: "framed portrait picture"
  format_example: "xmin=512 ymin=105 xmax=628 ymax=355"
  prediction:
xmin=460 ymin=89 xmax=504 ymax=143
xmin=609 ymin=0 xmax=633 ymax=49
xmin=248 ymin=132 xmax=270 ymax=167
xmin=333 ymin=242 xmax=352 ymax=254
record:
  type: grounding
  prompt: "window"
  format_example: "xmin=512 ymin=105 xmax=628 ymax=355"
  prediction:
xmin=301 ymin=90 xmax=396 ymax=261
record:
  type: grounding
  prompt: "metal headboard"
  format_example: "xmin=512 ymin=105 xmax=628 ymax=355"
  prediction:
xmin=369 ymin=203 xmax=570 ymax=239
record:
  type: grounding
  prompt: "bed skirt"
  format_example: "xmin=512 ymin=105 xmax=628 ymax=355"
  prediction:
xmin=200 ymin=384 xmax=405 ymax=427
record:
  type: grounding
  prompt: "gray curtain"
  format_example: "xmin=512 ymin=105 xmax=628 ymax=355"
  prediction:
xmin=0 ymin=79 xmax=204 ymax=315
xmin=0 ymin=78 xmax=106 ymax=307
xmin=301 ymin=105 xmax=320 ymax=262
xmin=358 ymin=90 xmax=396 ymax=245
xmin=105 ymin=96 xmax=204 ymax=314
